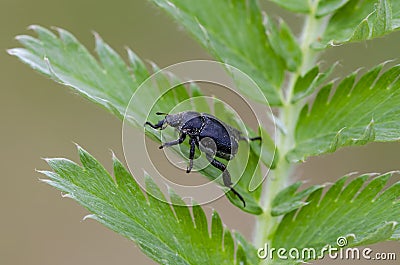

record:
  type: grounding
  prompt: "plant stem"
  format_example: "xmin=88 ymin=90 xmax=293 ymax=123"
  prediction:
xmin=253 ymin=2 xmax=326 ymax=263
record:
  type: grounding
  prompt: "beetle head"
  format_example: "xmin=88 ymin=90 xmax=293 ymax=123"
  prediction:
xmin=163 ymin=112 xmax=185 ymax=128
xmin=162 ymin=111 xmax=201 ymax=129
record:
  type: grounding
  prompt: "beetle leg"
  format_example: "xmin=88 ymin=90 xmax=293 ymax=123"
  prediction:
xmin=186 ymin=137 xmax=196 ymax=173
xmin=239 ymin=135 xmax=262 ymax=142
xmin=159 ymin=133 xmax=186 ymax=149
xmin=205 ymin=154 xmax=246 ymax=207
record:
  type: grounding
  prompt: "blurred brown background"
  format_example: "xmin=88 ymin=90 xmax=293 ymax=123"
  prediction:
xmin=1 ymin=0 xmax=399 ymax=264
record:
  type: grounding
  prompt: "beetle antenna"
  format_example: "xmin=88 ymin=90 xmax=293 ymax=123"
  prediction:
xmin=239 ymin=136 xmax=262 ymax=142
xmin=144 ymin=119 xmax=165 ymax=129
xmin=156 ymin=112 xmax=168 ymax=116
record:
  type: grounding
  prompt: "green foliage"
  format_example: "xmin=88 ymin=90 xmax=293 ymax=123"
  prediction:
xmin=40 ymin=146 xmax=258 ymax=265
xmin=9 ymin=26 xmax=272 ymax=214
xmin=291 ymin=62 xmax=337 ymax=103
xmin=9 ymin=26 xmax=138 ymax=119
xmin=271 ymin=181 xmax=324 ymax=216
xmin=150 ymin=0 xmax=285 ymax=105
xmin=316 ymin=0 xmax=351 ymax=17
xmin=268 ymin=0 xmax=309 ymax=13
xmin=272 ymin=173 xmax=400 ymax=262
xmin=315 ymin=0 xmax=400 ymax=48
xmin=288 ymin=62 xmax=400 ymax=162
xmin=10 ymin=0 xmax=400 ymax=264
xmin=264 ymin=17 xmax=302 ymax=72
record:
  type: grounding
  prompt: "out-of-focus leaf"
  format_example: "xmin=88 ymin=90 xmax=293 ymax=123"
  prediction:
xmin=271 ymin=181 xmax=324 ymax=216
xmin=272 ymin=173 xmax=400 ymax=262
xmin=292 ymin=62 xmax=338 ymax=103
xmin=150 ymin=0 xmax=285 ymax=105
xmin=314 ymin=0 xmax=400 ymax=49
xmin=288 ymin=62 xmax=400 ymax=162
xmin=268 ymin=0 xmax=310 ymax=13
xmin=40 ymin=146 xmax=256 ymax=265
xmin=265 ymin=17 xmax=302 ymax=72
xmin=316 ymin=0 xmax=351 ymax=17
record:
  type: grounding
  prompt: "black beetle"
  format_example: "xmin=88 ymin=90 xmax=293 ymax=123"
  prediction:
xmin=145 ymin=111 xmax=261 ymax=207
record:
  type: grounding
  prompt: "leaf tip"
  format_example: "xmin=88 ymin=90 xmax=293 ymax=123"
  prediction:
xmin=387 ymin=170 xmax=400 ymax=176
xmin=50 ymin=26 xmax=62 ymax=33
xmin=41 ymin=157 xmax=52 ymax=164
xmin=27 ymin=24 xmax=40 ymax=31
xmin=73 ymin=142 xmax=84 ymax=152
xmin=110 ymin=150 xmax=119 ymax=163
xmin=92 ymin=31 xmax=102 ymax=43
xmin=35 ymin=168 xmax=44 ymax=173
xmin=82 ymin=214 xmax=97 ymax=221
xmin=381 ymin=58 xmax=397 ymax=67
xmin=92 ymin=30 xmax=99 ymax=37
xmin=147 ymin=60 xmax=160 ymax=72
xmin=36 ymin=168 xmax=53 ymax=178
xmin=13 ymin=34 xmax=26 ymax=42
xmin=61 ymin=192 xmax=74 ymax=199
xmin=6 ymin=48 xmax=20 ymax=56
xmin=38 ymin=177 xmax=52 ymax=184
xmin=166 ymin=185 xmax=180 ymax=197
xmin=328 ymin=127 xmax=346 ymax=153
xmin=75 ymin=144 xmax=91 ymax=162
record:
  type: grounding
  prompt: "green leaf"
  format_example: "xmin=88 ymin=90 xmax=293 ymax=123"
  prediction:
xmin=292 ymin=62 xmax=338 ymax=103
xmin=314 ymin=0 xmax=400 ymax=49
xmin=9 ymin=26 xmax=136 ymax=117
xmin=394 ymin=1 xmax=400 ymax=28
xmin=40 ymin=146 xmax=256 ymax=265
xmin=8 ymin=26 xmax=192 ymax=126
xmin=150 ymin=0 xmax=285 ymax=105
xmin=10 ymin=26 xmax=267 ymax=214
xmin=272 ymin=173 xmax=400 ymax=262
xmin=316 ymin=0 xmax=351 ymax=17
xmin=234 ymin=232 xmax=259 ymax=265
xmin=265 ymin=17 xmax=302 ymax=72
xmin=268 ymin=0 xmax=310 ymax=13
xmin=288 ymin=62 xmax=400 ymax=162
xmin=271 ymin=181 xmax=324 ymax=216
